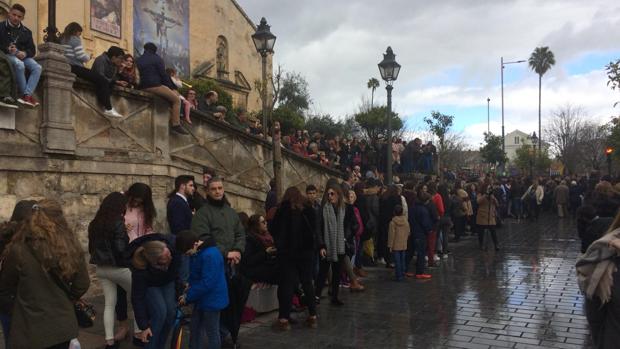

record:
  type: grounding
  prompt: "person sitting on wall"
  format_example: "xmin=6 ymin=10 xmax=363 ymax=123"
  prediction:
xmin=198 ymin=90 xmax=225 ymax=120
xmin=229 ymin=109 xmax=251 ymax=133
xmin=136 ymin=42 xmax=187 ymax=135
xmin=118 ymin=54 xmax=140 ymax=89
xmin=61 ymin=22 xmax=124 ymax=118
xmin=0 ymin=50 xmax=18 ymax=109
xmin=0 ymin=3 xmax=41 ymax=107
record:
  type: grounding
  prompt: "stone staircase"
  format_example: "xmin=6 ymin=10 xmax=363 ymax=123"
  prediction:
xmin=0 ymin=106 xmax=15 ymax=130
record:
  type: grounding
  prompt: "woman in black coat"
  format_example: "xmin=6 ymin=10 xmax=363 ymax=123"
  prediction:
xmin=240 ymin=214 xmax=278 ymax=284
xmin=271 ymin=187 xmax=319 ymax=330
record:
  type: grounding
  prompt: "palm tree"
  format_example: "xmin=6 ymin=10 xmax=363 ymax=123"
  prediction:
xmin=528 ymin=46 xmax=556 ymax=152
xmin=367 ymin=78 xmax=380 ymax=108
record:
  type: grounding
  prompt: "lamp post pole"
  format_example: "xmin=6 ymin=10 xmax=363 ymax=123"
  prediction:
xmin=500 ymin=57 xmax=526 ymax=170
xmin=487 ymin=97 xmax=490 ymax=134
xmin=386 ymin=84 xmax=393 ymax=185
xmin=44 ymin=0 xmax=59 ymax=43
xmin=378 ymin=46 xmax=401 ymax=185
xmin=252 ymin=18 xmax=280 ymax=198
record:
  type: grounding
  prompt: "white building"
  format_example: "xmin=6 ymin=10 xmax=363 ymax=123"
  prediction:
xmin=504 ymin=129 xmax=537 ymax=161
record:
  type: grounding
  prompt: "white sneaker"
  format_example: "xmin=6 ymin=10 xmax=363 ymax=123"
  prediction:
xmin=376 ymin=258 xmax=386 ymax=265
xmin=0 ymin=99 xmax=18 ymax=109
xmin=104 ymin=108 xmax=123 ymax=118
xmin=433 ymin=255 xmax=441 ymax=262
xmin=424 ymin=256 xmax=428 ymax=261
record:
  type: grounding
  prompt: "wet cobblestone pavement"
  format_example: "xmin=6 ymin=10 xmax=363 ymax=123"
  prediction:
xmin=239 ymin=215 xmax=592 ymax=349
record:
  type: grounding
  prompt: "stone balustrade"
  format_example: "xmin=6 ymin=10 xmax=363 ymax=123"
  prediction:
xmin=0 ymin=43 xmax=341 ymax=257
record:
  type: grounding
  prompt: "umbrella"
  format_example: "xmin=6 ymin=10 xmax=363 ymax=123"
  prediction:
xmin=221 ymin=264 xmax=252 ymax=348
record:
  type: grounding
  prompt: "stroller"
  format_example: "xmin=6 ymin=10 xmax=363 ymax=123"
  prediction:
xmin=170 ymin=306 xmax=191 ymax=349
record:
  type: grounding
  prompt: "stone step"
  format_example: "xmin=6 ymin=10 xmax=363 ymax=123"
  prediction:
xmin=0 ymin=106 xmax=15 ymax=130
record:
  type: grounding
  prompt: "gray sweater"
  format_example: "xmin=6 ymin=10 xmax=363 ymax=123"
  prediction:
xmin=61 ymin=35 xmax=90 ymax=67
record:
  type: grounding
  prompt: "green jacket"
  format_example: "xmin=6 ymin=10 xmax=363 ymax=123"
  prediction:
xmin=0 ymin=242 xmax=90 ymax=349
xmin=191 ymin=196 xmax=246 ymax=256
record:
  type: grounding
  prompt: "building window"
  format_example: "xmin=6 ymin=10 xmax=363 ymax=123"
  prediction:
xmin=216 ymin=36 xmax=229 ymax=80
xmin=514 ymin=136 xmax=519 ymax=145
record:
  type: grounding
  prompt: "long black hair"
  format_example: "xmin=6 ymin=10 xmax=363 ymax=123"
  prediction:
xmin=88 ymin=192 xmax=127 ymax=240
xmin=125 ymin=183 xmax=156 ymax=228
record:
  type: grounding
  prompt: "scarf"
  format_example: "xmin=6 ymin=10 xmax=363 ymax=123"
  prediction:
xmin=251 ymin=230 xmax=275 ymax=248
xmin=323 ymin=203 xmax=345 ymax=262
xmin=576 ymin=228 xmax=620 ymax=304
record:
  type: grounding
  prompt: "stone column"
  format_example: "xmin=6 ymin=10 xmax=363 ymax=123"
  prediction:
xmin=36 ymin=42 xmax=76 ymax=154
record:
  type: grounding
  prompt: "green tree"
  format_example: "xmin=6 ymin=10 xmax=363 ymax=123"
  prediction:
xmin=606 ymin=59 xmax=620 ymax=107
xmin=354 ymin=106 xmax=403 ymax=144
xmin=271 ymin=106 xmax=305 ymax=135
xmin=514 ymin=144 xmax=552 ymax=175
xmin=528 ymin=46 xmax=556 ymax=151
xmin=305 ymin=115 xmax=344 ymax=139
xmin=480 ymin=132 xmax=507 ymax=165
xmin=424 ymin=111 xmax=454 ymax=174
xmin=278 ymin=72 xmax=311 ymax=114
xmin=367 ymin=78 xmax=380 ymax=108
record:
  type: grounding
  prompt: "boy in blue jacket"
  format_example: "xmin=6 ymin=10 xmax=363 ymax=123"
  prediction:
xmin=177 ymin=230 xmax=229 ymax=349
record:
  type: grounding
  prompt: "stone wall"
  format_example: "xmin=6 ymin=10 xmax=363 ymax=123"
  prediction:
xmin=0 ymin=43 xmax=339 ymax=295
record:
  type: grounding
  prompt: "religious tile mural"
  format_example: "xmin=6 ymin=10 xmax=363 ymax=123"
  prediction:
xmin=91 ymin=0 xmax=122 ymax=37
xmin=133 ymin=0 xmax=190 ymax=77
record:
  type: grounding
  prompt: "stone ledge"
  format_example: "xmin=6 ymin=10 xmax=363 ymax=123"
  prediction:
xmin=0 ymin=107 xmax=15 ymax=130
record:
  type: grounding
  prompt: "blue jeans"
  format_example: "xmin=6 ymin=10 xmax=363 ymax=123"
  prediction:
xmin=145 ymin=282 xmax=176 ymax=349
xmin=190 ymin=308 xmax=220 ymax=349
xmin=392 ymin=250 xmax=406 ymax=280
xmin=1 ymin=312 xmax=10 ymax=349
xmin=511 ymin=198 xmax=523 ymax=218
xmin=6 ymin=55 xmax=42 ymax=96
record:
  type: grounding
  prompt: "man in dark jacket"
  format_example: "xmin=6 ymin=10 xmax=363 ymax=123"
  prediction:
xmin=91 ymin=46 xmax=126 ymax=118
xmin=0 ymin=4 xmax=41 ymax=107
xmin=136 ymin=42 xmax=187 ymax=134
xmin=167 ymin=175 xmax=195 ymax=235
xmin=191 ymin=177 xmax=246 ymax=263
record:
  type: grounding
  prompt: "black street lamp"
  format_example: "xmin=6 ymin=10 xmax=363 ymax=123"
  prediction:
xmin=252 ymin=17 xmax=276 ymax=136
xmin=378 ymin=46 xmax=401 ymax=185
xmin=487 ymin=97 xmax=490 ymax=134
xmin=43 ymin=0 xmax=59 ymax=43
xmin=252 ymin=17 xmax=281 ymax=199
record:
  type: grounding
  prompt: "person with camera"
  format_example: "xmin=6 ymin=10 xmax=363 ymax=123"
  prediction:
xmin=476 ymin=183 xmax=500 ymax=251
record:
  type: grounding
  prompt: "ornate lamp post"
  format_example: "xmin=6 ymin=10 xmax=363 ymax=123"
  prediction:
xmin=487 ymin=97 xmax=490 ymax=134
xmin=252 ymin=18 xmax=281 ymax=199
xmin=43 ymin=0 xmax=59 ymax=43
xmin=378 ymin=46 xmax=401 ymax=185
xmin=529 ymin=132 xmax=538 ymax=177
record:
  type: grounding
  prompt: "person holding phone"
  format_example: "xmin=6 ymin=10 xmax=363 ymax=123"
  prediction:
xmin=0 ymin=3 xmax=41 ymax=107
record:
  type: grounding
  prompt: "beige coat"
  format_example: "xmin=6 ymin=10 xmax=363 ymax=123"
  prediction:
xmin=554 ymin=184 xmax=570 ymax=205
xmin=476 ymin=194 xmax=498 ymax=226
xmin=388 ymin=215 xmax=410 ymax=251
xmin=457 ymin=188 xmax=474 ymax=216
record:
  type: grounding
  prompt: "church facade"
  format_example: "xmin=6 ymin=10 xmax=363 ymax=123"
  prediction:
xmin=0 ymin=0 xmax=269 ymax=111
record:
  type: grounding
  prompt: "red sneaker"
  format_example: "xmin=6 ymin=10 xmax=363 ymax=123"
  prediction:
xmin=27 ymin=95 xmax=40 ymax=107
xmin=415 ymin=274 xmax=432 ymax=279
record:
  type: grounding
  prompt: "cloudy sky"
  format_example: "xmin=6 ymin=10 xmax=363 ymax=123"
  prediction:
xmin=237 ymin=0 xmax=620 ymax=147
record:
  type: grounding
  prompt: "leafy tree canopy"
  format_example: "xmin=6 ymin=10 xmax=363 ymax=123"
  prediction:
xmin=354 ymin=106 xmax=403 ymax=144
xmin=271 ymin=106 xmax=305 ymax=135
xmin=277 ymin=72 xmax=311 ymax=114
xmin=514 ymin=144 xmax=552 ymax=175
xmin=480 ymin=132 xmax=507 ymax=165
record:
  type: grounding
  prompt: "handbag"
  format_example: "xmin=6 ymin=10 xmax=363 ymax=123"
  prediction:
xmin=27 ymin=245 xmax=96 ymax=328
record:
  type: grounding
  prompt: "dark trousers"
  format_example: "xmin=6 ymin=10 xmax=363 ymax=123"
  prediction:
xmin=71 ymin=65 xmax=112 ymax=110
xmin=453 ymin=216 xmax=466 ymax=240
xmin=278 ymin=257 xmax=317 ymax=320
xmin=413 ymin=237 xmax=427 ymax=275
xmin=478 ymin=226 xmax=498 ymax=248
xmin=405 ymin=234 xmax=416 ymax=268
xmin=1 ymin=312 xmax=10 ymax=349
xmin=377 ymin=226 xmax=388 ymax=260
xmin=116 ymin=285 xmax=128 ymax=321
xmin=315 ymin=255 xmax=344 ymax=301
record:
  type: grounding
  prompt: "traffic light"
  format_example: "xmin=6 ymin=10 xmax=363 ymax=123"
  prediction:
xmin=606 ymin=147 xmax=614 ymax=155
xmin=606 ymin=147 xmax=614 ymax=176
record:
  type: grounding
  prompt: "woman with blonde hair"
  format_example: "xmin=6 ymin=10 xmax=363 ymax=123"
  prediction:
xmin=0 ymin=199 xmax=90 ymax=349
xmin=127 ymin=233 xmax=181 ymax=348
